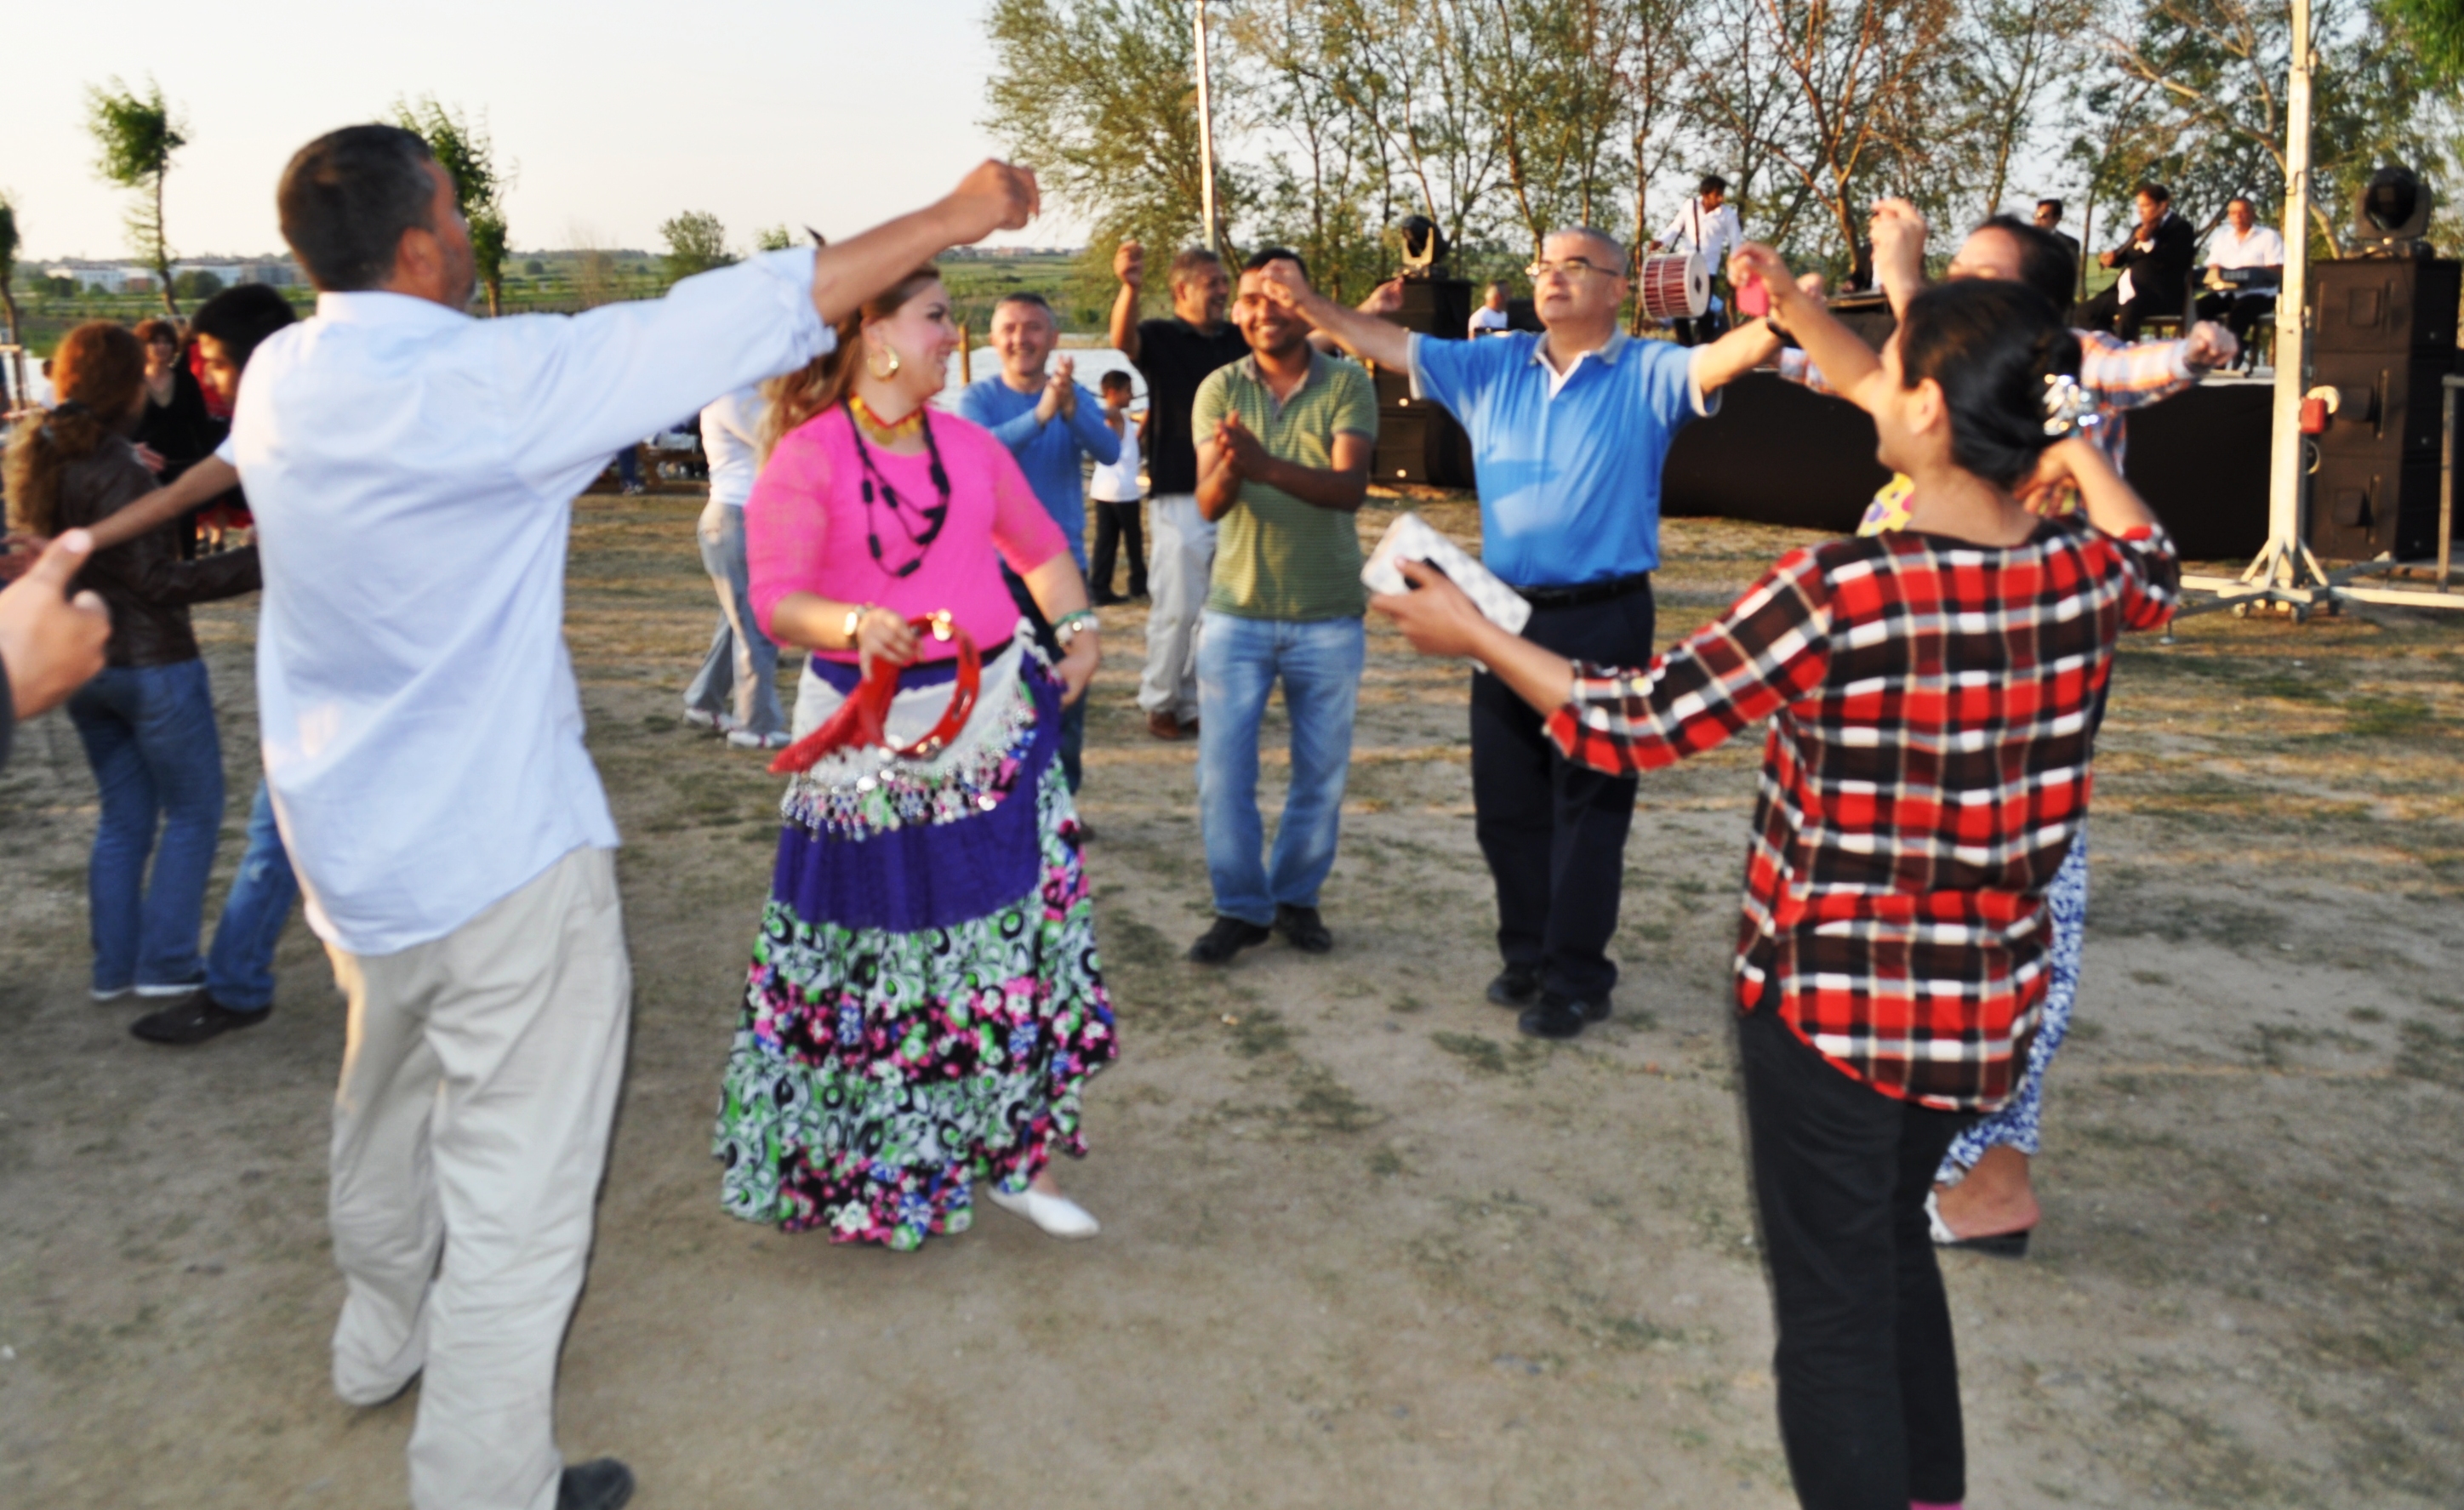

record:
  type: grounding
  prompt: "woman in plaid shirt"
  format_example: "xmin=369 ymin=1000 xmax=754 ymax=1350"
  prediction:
xmin=1376 ymin=260 xmax=2176 ymax=1510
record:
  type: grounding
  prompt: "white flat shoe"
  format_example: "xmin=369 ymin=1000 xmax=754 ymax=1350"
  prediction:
xmin=985 ymin=1186 xmax=1100 ymax=1239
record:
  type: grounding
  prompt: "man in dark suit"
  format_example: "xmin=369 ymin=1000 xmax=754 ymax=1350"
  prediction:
xmin=2033 ymin=198 xmax=2083 ymax=275
xmin=2073 ymin=182 xmax=2195 ymax=340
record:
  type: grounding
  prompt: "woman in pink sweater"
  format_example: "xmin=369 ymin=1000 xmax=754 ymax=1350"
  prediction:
xmin=714 ymin=265 xmax=1117 ymax=1249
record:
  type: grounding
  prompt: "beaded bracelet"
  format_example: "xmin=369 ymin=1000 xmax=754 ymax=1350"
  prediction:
xmin=1052 ymin=609 xmax=1100 ymax=647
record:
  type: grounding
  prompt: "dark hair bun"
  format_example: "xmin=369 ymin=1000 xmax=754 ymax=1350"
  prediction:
xmin=1896 ymin=281 xmax=2081 ymax=489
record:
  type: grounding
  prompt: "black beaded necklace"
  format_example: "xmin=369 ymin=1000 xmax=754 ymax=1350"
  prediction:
xmin=844 ymin=400 xmax=950 ymax=578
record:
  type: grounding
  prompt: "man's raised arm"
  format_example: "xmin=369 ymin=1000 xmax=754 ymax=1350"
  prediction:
xmin=1254 ymin=260 xmax=1412 ymax=371
xmin=809 ymin=161 xmax=1040 ymax=325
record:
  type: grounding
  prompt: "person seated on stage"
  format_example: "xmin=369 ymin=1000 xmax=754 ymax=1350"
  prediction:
xmin=2193 ymin=195 xmax=2285 ymax=356
xmin=1469 ymin=282 xmax=1512 ymax=338
xmin=2074 ymin=181 xmax=2196 ymax=340
xmin=1651 ymin=174 xmax=1742 ymax=345
xmin=1373 ymin=258 xmax=2178 ymax=1510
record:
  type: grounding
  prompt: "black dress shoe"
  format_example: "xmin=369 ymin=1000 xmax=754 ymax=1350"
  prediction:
xmin=1517 ymin=992 xmax=1610 ymax=1040
xmin=130 ymin=993 xmax=271 ymax=1046
xmin=1275 ymin=903 xmax=1333 ymax=954
xmin=1486 ymin=964 xmax=1542 ymax=1007
xmin=558 ymin=1457 xmax=635 ymax=1510
xmin=1189 ymin=915 xmax=1273 ymax=964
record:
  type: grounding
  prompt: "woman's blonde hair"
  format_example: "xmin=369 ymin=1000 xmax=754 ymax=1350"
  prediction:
xmin=757 ymin=265 xmax=942 ymax=459
xmin=5 ymin=322 xmax=148 ymax=538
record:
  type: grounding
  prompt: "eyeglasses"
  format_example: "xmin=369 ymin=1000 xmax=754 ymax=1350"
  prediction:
xmin=1525 ymin=257 xmax=1623 ymax=280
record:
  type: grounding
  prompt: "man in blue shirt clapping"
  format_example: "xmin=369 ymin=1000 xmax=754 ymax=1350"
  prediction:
xmin=958 ymin=291 xmax=1120 ymax=792
xmin=1257 ymin=232 xmax=1775 ymax=1039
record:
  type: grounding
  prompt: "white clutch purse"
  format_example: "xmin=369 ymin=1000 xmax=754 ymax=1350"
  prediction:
xmin=1360 ymin=511 xmax=1531 ymax=635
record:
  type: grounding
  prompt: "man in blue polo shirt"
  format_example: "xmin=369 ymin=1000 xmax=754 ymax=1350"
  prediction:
xmin=1260 ymin=233 xmax=1773 ymax=1038
xmin=958 ymin=290 xmax=1120 ymax=792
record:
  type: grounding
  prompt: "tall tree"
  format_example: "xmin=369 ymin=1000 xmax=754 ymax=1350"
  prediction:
xmin=393 ymin=97 xmax=514 ymax=315
xmin=0 ymin=191 xmax=21 ymax=350
xmin=1937 ymin=0 xmax=2098 ymax=223
xmin=84 ymin=77 xmax=186 ymax=316
xmin=659 ymin=211 xmax=735 ymax=281
xmin=984 ymin=0 xmax=1241 ymax=307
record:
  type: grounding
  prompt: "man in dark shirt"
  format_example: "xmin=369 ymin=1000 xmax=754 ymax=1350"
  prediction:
xmin=2033 ymin=198 xmax=2083 ymax=285
xmin=2075 ymin=182 xmax=2196 ymax=340
xmin=1109 ymin=242 xmax=1249 ymax=741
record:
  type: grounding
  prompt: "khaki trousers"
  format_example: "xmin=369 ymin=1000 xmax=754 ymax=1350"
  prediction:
xmin=1136 ymin=493 xmax=1216 ymax=721
xmin=324 ymin=846 xmax=631 ymax=1510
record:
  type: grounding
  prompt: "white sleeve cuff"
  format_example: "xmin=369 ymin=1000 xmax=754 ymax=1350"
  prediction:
xmin=1406 ymin=333 xmax=1429 ymax=400
xmin=754 ymin=247 xmax=837 ymax=363
xmin=1685 ymin=348 xmax=1723 ymax=418
xmin=214 ymin=434 xmax=237 ymax=467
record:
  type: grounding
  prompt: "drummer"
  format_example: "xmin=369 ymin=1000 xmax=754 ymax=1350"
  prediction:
xmin=1264 ymin=230 xmax=1777 ymax=1040
xmin=1651 ymin=174 xmax=1743 ymax=345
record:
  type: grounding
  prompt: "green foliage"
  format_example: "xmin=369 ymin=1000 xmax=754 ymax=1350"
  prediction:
xmin=391 ymin=97 xmax=514 ymax=314
xmin=753 ymin=224 xmax=795 ymax=253
xmin=659 ymin=211 xmax=735 ymax=281
xmin=2381 ymin=0 xmax=2464 ymax=82
xmin=83 ymin=77 xmax=185 ymax=311
xmin=173 ymin=269 xmax=224 ymax=299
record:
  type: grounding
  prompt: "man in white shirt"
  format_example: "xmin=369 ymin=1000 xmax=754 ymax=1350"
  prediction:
xmin=2194 ymin=195 xmax=2287 ymax=352
xmin=236 ymin=123 xmax=1037 ymax=1510
xmin=1468 ymin=281 xmax=1512 ymax=337
xmin=1651 ymin=174 xmax=1742 ymax=345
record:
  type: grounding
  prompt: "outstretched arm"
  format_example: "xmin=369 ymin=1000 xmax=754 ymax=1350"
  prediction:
xmin=810 ymin=161 xmax=1038 ymax=325
xmin=1109 ymin=242 xmax=1145 ymax=363
xmin=1688 ymin=317 xmax=1788 ymax=394
xmin=1732 ymin=244 xmax=1890 ymax=415
xmin=77 ymin=454 xmax=239 ymax=554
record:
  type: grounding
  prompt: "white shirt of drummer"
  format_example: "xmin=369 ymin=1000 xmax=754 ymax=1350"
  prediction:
xmin=232 ymin=248 xmax=833 ymax=955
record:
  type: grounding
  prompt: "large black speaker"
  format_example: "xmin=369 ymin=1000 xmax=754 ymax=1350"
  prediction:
xmin=1370 ymin=277 xmax=1475 ymax=487
xmin=2306 ymin=258 xmax=2461 ymax=561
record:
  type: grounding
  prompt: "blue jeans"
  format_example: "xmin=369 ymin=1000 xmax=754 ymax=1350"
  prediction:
xmin=1196 ymin=612 xmax=1365 ymax=926
xmin=66 ymin=659 xmax=225 ymax=993
xmin=204 ymin=782 xmax=299 ymax=1011
xmin=683 ymin=501 xmax=787 ymax=737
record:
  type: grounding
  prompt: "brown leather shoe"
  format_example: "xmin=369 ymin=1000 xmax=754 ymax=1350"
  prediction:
xmin=1147 ymin=710 xmax=1182 ymax=741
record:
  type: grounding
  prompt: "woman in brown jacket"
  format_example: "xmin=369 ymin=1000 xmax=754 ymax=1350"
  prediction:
xmin=3 ymin=322 xmax=260 ymax=1001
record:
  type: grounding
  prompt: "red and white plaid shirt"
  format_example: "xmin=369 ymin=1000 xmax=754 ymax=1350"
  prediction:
xmin=1547 ymin=519 xmax=2179 ymax=1110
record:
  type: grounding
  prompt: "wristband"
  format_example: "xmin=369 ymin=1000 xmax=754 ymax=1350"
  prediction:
xmin=1053 ymin=609 xmax=1099 ymax=647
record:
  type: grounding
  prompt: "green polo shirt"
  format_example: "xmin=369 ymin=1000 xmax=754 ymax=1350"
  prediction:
xmin=1193 ymin=350 xmax=1380 ymax=622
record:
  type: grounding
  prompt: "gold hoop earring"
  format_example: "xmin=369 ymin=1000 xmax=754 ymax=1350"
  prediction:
xmin=867 ymin=345 xmax=902 ymax=381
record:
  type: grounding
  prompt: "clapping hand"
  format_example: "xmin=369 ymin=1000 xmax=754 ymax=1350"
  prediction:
xmin=1213 ymin=414 xmax=1271 ymax=476
xmin=1052 ymin=355 xmax=1077 ymax=419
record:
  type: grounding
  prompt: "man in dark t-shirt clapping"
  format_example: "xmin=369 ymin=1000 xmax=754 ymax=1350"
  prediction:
xmin=1109 ymin=242 xmax=1248 ymax=741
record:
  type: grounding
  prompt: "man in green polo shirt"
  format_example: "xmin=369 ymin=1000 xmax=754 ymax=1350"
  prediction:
xmin=1184 ymin=248 xmax=1379 ymax=965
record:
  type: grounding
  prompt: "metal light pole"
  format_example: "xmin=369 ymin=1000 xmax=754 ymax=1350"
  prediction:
xmin=1195 ymin=0 xmax=1222 ymax=258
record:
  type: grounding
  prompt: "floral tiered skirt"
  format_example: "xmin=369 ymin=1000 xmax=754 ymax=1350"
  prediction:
xmin=713 ymin=632 xmax=1117 ymax=1249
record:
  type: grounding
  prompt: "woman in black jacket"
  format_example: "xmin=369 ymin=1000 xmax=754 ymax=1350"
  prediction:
xmin=3 ymin=321 xmax=259 ymax=1001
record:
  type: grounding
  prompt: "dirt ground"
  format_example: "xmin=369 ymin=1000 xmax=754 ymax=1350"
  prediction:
xmin=3 ymin=487 xmax=2460 ymax=1510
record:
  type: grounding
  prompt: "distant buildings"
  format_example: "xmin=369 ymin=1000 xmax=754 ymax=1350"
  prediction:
xmin=35 ymin=256 xmax=303 ymax=293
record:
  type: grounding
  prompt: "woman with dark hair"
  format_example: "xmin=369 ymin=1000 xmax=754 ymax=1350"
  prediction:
xmin=715 ymin=265 xmax=1117 ymax=1249
xmin=1374 ymin=259 xmax=2177 ymax=1510
xmin=3 ymin=321 xmax=260 ymax=1002
xmin=129 ymin=318 xmax=222 ymax=553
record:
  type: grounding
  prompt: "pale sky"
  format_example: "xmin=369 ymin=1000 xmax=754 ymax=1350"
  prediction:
xmin=9 ymin=0 xmax=1086 ymax=262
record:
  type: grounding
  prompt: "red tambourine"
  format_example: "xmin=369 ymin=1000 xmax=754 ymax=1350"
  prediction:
xmin=768 ymin=612 xmax=981 ymax=774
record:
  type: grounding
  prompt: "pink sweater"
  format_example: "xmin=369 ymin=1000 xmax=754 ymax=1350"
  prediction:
xmin=746 ymin=405 xmax=1069 ymax=663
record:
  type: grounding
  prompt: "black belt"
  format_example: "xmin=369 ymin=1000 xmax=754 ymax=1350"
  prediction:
xmin=1516 ymin=571 xmax=1652 ymax=609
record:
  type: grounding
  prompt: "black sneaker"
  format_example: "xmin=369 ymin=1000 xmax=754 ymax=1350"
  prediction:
xmin=1517 ymin=991 xmax=1610 ymax=1040
xmin=1486 ymin=963 xmax=1542 ymax=1007
xmin=1275 ymin=903 xmax=1333 ymax=954
xmin=558 ymin=1459 xmax=635 ymax=1510
xmin=1188 ymin=915 xmax=1272 ymax=965
xmin=130 ymin=993 xmax=271 ymax=1046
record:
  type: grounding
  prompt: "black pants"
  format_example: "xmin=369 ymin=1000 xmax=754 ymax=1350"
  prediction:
xmin=1088 ymin=498 xmax=1146 ymax=601
xmin=1469 ymin=578 xmax=1654 ymax=1004
xmin=1670 ymin=307 xmax=1728 ymax=347
xmin=2072 ymin=285 xmax=2181 ymax=342
xmin=1739 ymin=989 xmax=1976 ymax=1510
xmin=2194 ymin=290 xmax=2273 ymax=351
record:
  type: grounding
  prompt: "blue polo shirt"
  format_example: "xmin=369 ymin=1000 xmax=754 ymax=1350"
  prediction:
xmin=1409 ymin=330 xmax=1712 ymax=589
xmin=955 ymin=373 xmax=1121 ymax=570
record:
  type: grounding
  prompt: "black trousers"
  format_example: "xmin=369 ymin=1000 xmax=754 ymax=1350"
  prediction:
xmin=2072 ymin=285 xmax=2182 ymax=342
xmin=1669 ymin=307 xmax=1729 ymax=347
xmin=1469 ymin=579 xmax=1655 ymax=1004
xmin=1088 ymin=498 xmax=1146 ymax=601
xmin=2194 ymin=290 xmax=2273 ymax=350
xmin=1739 ymin=989 xmax=1976 ymax=1510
